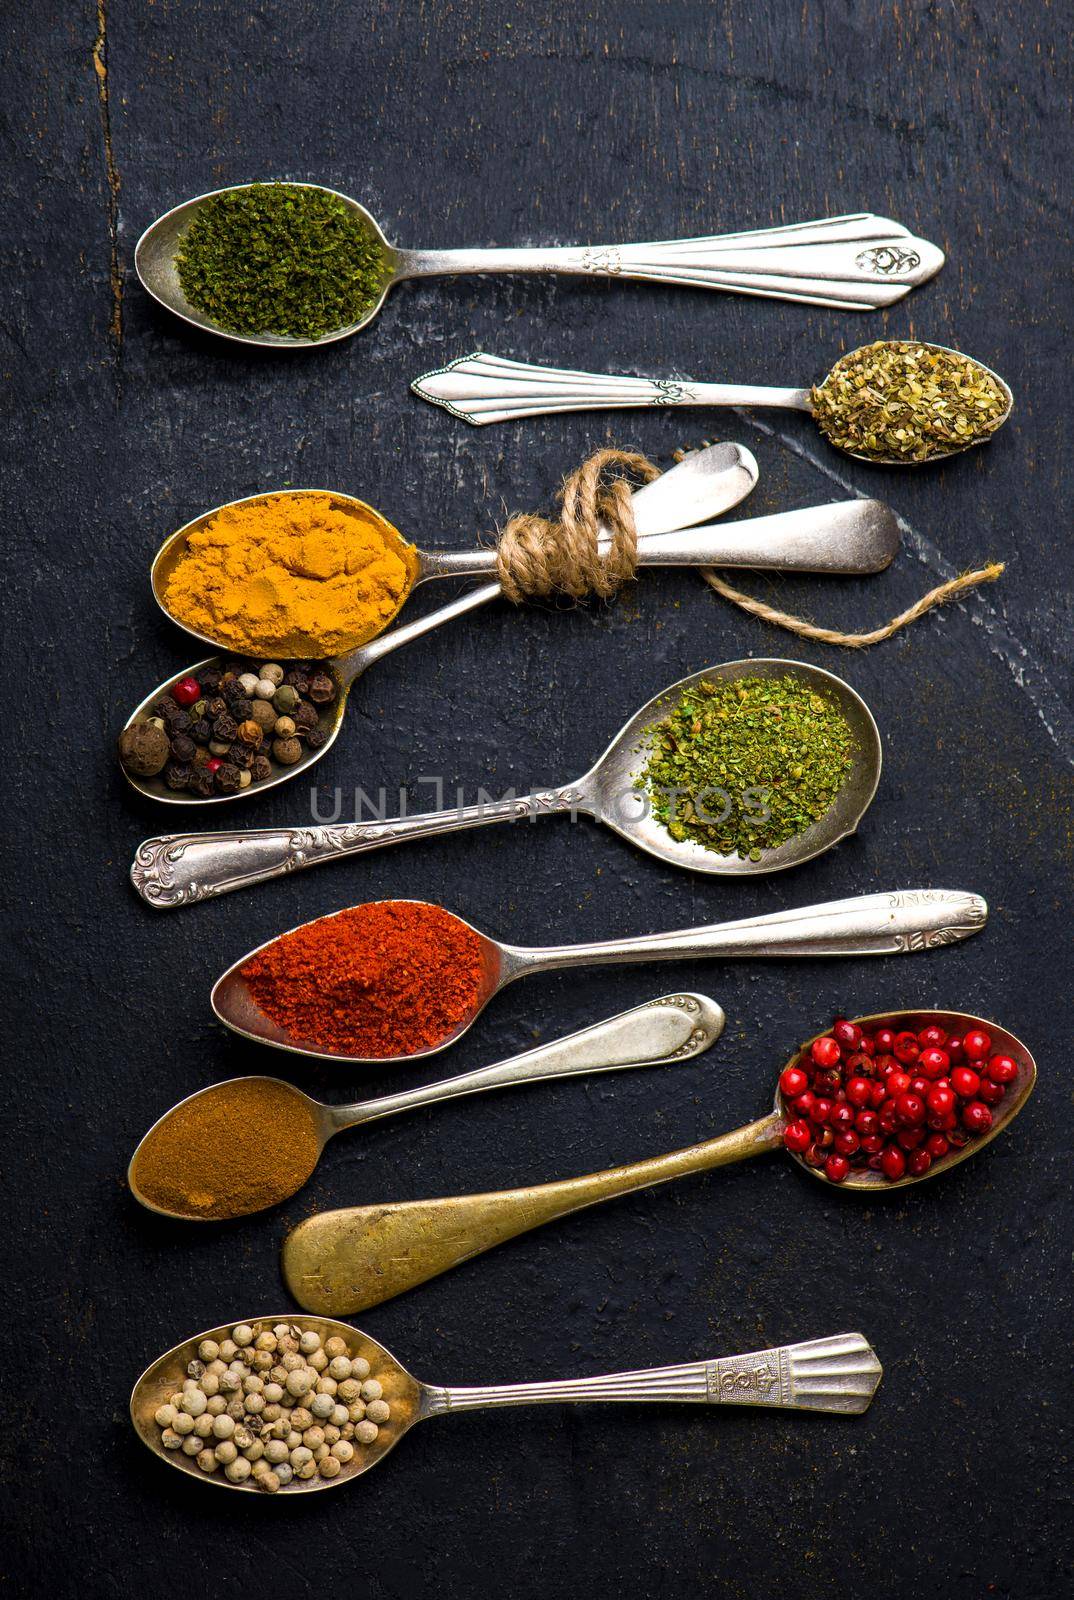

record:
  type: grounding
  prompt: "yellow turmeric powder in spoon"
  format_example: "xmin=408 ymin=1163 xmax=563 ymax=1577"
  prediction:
xmin=162 ymin=491 xmax=415 ymax=657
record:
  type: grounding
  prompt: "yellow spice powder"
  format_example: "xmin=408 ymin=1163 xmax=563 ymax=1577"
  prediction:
xmin=163 ymin=491 xmax=416 ymax=657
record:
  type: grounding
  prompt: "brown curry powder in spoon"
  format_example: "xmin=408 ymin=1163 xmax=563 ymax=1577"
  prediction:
xmin=132 ymin=1078 xmax=320 ymax=1219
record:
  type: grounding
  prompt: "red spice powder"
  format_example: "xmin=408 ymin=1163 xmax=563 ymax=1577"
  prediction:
xmin=240 ymin=900 xmax=486 ymax=1058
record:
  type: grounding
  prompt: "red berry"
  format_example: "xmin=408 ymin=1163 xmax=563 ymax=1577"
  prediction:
xmin=987 ymin=1054 xmax=1017 ymax=1085
xmin=962 ymin=1029 xmax=992 ymax=1062
xmin=978 ymin=1079 xmax=1005 ymax=1106
xmin=834 ymin=1129 xmax=860 ymax=1157
xmin=817 ymin=1127 xmax=835 ymax=1149
xmin=793 ymin=1092 xmax=816 ymax=1118
xmin=804 ymin=1142 xmax=826 ymax=1168
xmin=830 ymin=1102 xmax=856 ymax=1130
xmin=947 ymin=1127 xmax=969 ymax=1148
xmin=917 ymin=1047 xmax=950 ymax=1079
xmin=886 ymin=1070 xmax=912 ymax=1097
xmin=833 ymin=1018 xmax=862 ymax=1050
xmin=867 ymin=1152 xmax=885 ymax=1171
xmin=928 ymin=1111 xmax=957 ymax=1132
xmin=893 ymin=1031 xmax=920 ymax=1065
xmin=961 ymin=1101 xmax=993 ymax=1135
xmin=846 ymin=1076 xmax=872 ymax=1108
xmin=205 ymin=757 xmax=223 ymax=774
xmin=858 ymin=1035 xmax=876 ymax=1057
xmin=906 ymin=1148 xmax=932 ymax=1177
xmin=926 ymin=1084 xmax=957 ymax=1120
xmin=895 ymin=1092 xmax=926 ymax=1127
xmin=926 ymin=1133 xmax=950 ymax=1159
xmin=855 ymin=1110 xmax=879 ymax=1137
xmin=172 ymin=676 xmax=202 ymax=706
xmin=951 ymin=1066 xmax=981 ymax=1100
xmin=780 ymin=1065 xmax=810 ymax=1099
xmin=824 ymin=1153 xmax=850 ymax=1184
xmin=874 ymin=1028 xmax=895 ymax=1053
xmin=897 ymin=1126 xmax=926 ymax=1150
xmin=910 ymin=1077 xmax=932 ymax=1099
xmin=870 ymin=1081 xmax=888 ymax=1108
xmin=812 ymin=1098 xmax=833 ymax=1125
xmin=783 ymin=1119 xmax=812 ymax=1153
xmin=918 ymin=1023 xmax=948 ymax=1049
xmin=860 ymin=1133 xmax=885 ymax=1155
xmin=946 ymin=1036 xmax=965 ymax=1064
xmin=881 ymin=1146 xmax=907 ymax=1181
xmin=811 ymin=1036 xmax=841 ymax=1070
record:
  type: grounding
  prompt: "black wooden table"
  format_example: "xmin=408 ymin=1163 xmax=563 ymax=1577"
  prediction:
xmin=6 ymin=5 xmax=1072 ymax=1596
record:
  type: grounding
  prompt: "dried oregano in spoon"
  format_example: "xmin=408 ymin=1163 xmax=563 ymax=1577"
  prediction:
xmin=810 ymin=340 xmax=1010 ymax=463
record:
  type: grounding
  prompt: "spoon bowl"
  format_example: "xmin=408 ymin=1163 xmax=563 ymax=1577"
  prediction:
xmin=135 ymin=185 xmax=398 ymax=349
xmin=130 ymin=1314 xmax=419 ymax=1491
xmin=213 ymin=887 xmax=988 ymax=1067
xmin=777 ymin=1009 xmax=1036 ymax=1191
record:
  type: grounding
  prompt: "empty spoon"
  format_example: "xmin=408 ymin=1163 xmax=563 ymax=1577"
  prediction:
xmin=128 ymin=992 xmax=725 ymax=1220
xmin=131 ymin=656 xmax=883 ymax=907
xmin=281 ymin=1008 xmax=1033 ymax=1314
xmin=213 ymin=891 xmax=988 ymax=1066
xmin=131 ymin=1316 xmax=882 ymax=1493
xmin=119 ymin=441 xmax=758 ymax=809
xmin=412 ymin=344 xmax=1013 ymax=466
xmin=135 ymin=189 xmax=943 ymax=347
xmin=149 ymin=440 xmax=759 ymax=656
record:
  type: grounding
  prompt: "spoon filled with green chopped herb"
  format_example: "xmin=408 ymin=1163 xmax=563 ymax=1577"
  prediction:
xmin=414 ymin=341 xmax=1013 ymax=465
xmin=135 ymin=188 xmax=944 ymax=347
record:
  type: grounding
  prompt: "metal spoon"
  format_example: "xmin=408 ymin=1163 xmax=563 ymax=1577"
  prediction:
xmin=135 ymin=190 xmax=943 ymax=347
xmin=282 ymin=1008 xmax=1033 ymax=1315
xmin=128 ymin=992 xmax=725 ymax=1221
xmin=148 ymin=440 xmax=760 ymax=655
xmin=120 ymin=441 xmax=755 ymax=809
xmin=131 ymin=1316 xmax=882 ymax=1494
xmin=213 ymin=891 xmax=988 ymax=1067
xmin=412 ymin=345 xmax=1014 ymax=466
xmin=131 ymin=656 xmax=883 ymax=908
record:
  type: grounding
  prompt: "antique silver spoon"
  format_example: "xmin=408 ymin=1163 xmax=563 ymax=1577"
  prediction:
xmin=413 ymin=345 xmax=1013 ymax=466
xmin=135 ymin=188 xmax=943 ymax=347
xmin=128 ymin=993 xmax=725 ymax=1220
xmin=212 ymin=891 xmax=988 ymax=1066
xmin=131 ymin=656 xmax=883 ymax=907
xmin=149 ymin=442 xmax=760 ymax=654
xmin=281 ymin=1008 xmax=1033 ymax=1315
xmin=119 ymin=441 xmax=759 ymax=807
xmin=131 ymin=1316 xmax=882 ymax=1493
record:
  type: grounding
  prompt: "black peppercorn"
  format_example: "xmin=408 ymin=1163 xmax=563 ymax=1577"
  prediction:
xmin=170 ymin=733 xmax=196 ymax=762
xmin=229 ymin=697 xmax=253 ymax=720
xmin=251 ymin=755 xmax=273 ymax=782
xmin=190 ymin=717 xmax=212 ymax=745
xmin=306 ymin=727 xmax=329 ymax=750
xmin=223 ymin=679 xmax=247 ymax=704
xmin=214 ymin=762 xmax=242 ymax=794
xmin=213 ymin=713 xmax=238 ymax=742
xmin=292 ymin=701 xmax=318 ymax=733
xmin=284 ymin=670 xmax=310 ymax=695
xmin=307 ymin=671 xmax=336 ymax=704
xmin=200 ymin=668 xmax=223 ymax=693
xmin=229 ymin=743 xmax=254 ymax=770
xmin=164 ymin=762 xmax=194 ymax=790
xmin=188 ymin=769 xmax=215 ymax=798
xmin=207 ymin=697 xmax=227 ymax=719
xmin=153 ymin=696 xmax=179 ymax=720
xmin=169 ymin=710 xmax=193 ymax=734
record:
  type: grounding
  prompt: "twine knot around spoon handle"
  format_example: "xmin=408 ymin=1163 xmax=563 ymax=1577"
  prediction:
xmin=494 ymin=444 xmax=1003 ymax=643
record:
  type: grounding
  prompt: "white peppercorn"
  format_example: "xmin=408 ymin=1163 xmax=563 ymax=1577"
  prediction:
xmin=198 ymin=1339 xmax=221 ymax=1362
xmin=366 ymin=1399 xmax=390 ymax=1425
xmin=309 ymin=1349 xmax=328 ymax=1372
xmin=243 ymin=1439 xmax=264 ymax=1462
xmin=319 ymin=1455 xmax=341 ymax=1479
xmin=310 ymin=1393 xmax=334 ymax=1420
xmin=290 ymin=1446 xmax=313 ymax=1469
xmin=155 ymin=1404 xmax=177 ymax=1428
xmin=212 ymin=1414 xmax=235 ymax=1440
xmin=360 ymin=1379 xmax=382 ymax=1402
xmin=225 ymin=1458 xmax=252 ymax=1483
xmin=355 ymin=1421 xmax=379 ymax=1445
xmin=182 ymin=1436 xmax=202 ymax=1457
xmin=232 ymin=1324 xmax=254 ymax=1348
xmin=286 ymin=1369 xmax=314 ymax=1398
xmin=328 ymin=1356 xmax=352 ymax=1381
xmin=260 ymin=664 xmax=285 ymax=686
xmin=275 ymin=1462 xmax=293 ymax=1486
xmin=332 ymin=1440 xmax=354 ymax=1463
xmin=200 ymin=1372 xmax=220 ymax=1397
xmin=324 ymin=1336 xmax=348 ymax=1359
xmin=160 ymin=1428 xmax=183 ymax=1451
xmin=197 ymin=1449 xmax=218 ymax=1473
xmin=218 ymin=1340 xmax=238 ymax=1360
xmin=264 ymin=1439 xmax=288 ymax=1465
xmin=206 ymin=1396 xmax=227 ymax=1416
xmin=281 ymin=1351 xmax=303 ymax=1372
xmin=330 ymin=1405 xmax=349 ymax=1428
xmin=173 ymin=1412 xmax=195 ymax=1436
xmin=214 ymin=1440 xmax=238 ymax=1465
xmin=351 ymin=1356 xmax=371 ymax=1380
xmin=298 ymin=1330 xmax=321 ymax=1356
xmin=323 ymin=1425 xmax=340 ymax=1445
xmin=260 ymin=1470 xmax=281 ymax=1493
xmin=194 ymin=1414 xmax=215 ymax=1438
xmin=302 ymin=1427 xmax=326 ymax=1450
xmin=264 ymin=1382 xmax=284 ymax=1404
xmin=296 ymin=1459 xmax=317 ymax=1480
xmin=337 ymin=1379 xmax=360 ymax=1403
xmin=314 ymin=1375 xmax=337 ymax=1396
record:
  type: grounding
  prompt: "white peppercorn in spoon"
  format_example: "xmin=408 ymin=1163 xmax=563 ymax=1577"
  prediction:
xmin=131 ymin=1314 xmax=883 ymax=1493
xmin=135 ymin=186 xmax=944 ymax=347
xmin=413 ymin=344 xmax=1014 ymax=466
xmin=128 ymin=992 xmax=725 ymax=1221
xmin=211 ymin=891 xmax=989 ymax=1066
xmin=282 ymin=1009 xmax=1035 ymax=1315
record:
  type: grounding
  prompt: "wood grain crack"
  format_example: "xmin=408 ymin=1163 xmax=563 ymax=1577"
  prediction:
xmin=92 ymin=0 xmax=123 ymax=356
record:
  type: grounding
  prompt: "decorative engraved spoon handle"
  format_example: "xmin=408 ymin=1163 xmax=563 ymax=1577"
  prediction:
xmin=281 ymin=1113 xmax=784 ymax=1314
xmin=503 ymin=889 xmax=989 ymax=978
xmin=422 ymin=1334 xmax=882 ymax=1416
xmin=130 ymin=781 xmax=590 ymax=909
xmin=414 ymin=350 xmax=813 ymax=426
xmin=398 ymin=213 xmax=943 ymax=310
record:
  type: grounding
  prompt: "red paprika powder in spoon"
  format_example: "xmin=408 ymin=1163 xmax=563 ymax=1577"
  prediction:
xmin=240 ymin=900 xmax=486 ymax=1059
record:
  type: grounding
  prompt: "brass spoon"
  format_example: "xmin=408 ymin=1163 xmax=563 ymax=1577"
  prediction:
xmin=119 ymin=441 xmax=762 ymax=807
xmin=281 ymin=1010 xmax=1035 ymax=1315
xmin=128 ymin=993 xmax=725 ymax=1221
xmin=135 ymin=186 xmax=943 ymax=348
xmin=213 ymin=892 xmax=988 ymax=1067
xmin=131 ymin=655 xmax=884 ymax=907
xmin=413 ymin=345 xmax=1014 ymax=466
xmin=132 ymin=1314 xmax=882 ymax=1494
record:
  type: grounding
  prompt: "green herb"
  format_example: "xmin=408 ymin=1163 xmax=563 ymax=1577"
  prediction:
xmin=175 ymin=183 xmax=391 ymax=340
xmin=811 ymin=340 xmax=1009 ymax=462
xmin=639 ymin=674 xmax=856 ymax=859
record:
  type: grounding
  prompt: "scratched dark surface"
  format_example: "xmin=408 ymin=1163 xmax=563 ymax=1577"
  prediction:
xmin=4 ymin=2 xmax=1072 ymax=1595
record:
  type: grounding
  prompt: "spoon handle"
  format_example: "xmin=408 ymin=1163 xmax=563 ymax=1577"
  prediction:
xmin=397 ymin=213 xmax=943 ymax=311
xmin=422 ymin=1333 xmax=882 ymax=1416
xmin=413 ymin=350 xmax=811 ymax=427
xmin=331 ymin=993 xmax=724 ymax=1130
xmin=281 ymin=1113 xmax=783 ymax=1314
xmin=503 ymin=889 xmax=989 ymax=978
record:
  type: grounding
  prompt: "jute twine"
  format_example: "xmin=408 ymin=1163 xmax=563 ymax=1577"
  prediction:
xmin=494 ymin=446 xmax=1003 ymax=647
